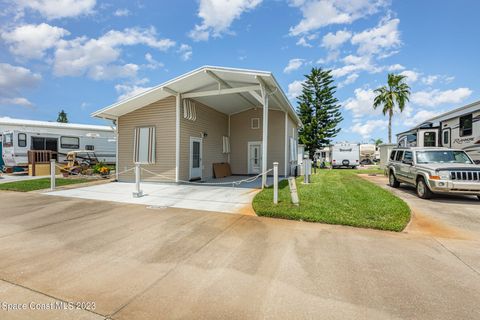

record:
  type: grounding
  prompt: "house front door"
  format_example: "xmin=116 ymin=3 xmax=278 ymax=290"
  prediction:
xmin=248 ymin=142 xmax=262 ymax=174
xmin=189 ymin=137 xmax=202 ymax=180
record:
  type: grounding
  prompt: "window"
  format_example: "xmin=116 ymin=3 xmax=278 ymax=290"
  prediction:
xmin=395 ymin=150 xmax=404 ymax=161
xmin=61 ymin=136 xmax=79 ymax=149
xmin=423 ymin=132 xmax=436 ymax=147
xmin=251 ymin=118 xmax=260 ymax=129
xmin=390 ymin=151 xmax=396 ymax=160
xmin=85 ymin=145 xmax=94 ymax=151
xmin=443 ymin=130 xmax=449 ymax=146
xmin=403 ymin=151 xmax=413 ymax=162
xmin=134 ymin=127 xmax=156 ymax=164
xmin=459 ymin=114 xmax=473 ymax=137
xmin=18 ymin=133 xmax=27 ymax=147
xmin=2 ymin=133 xmax=13 ymax=148
xmin=222 ymin=136 xmax=230 ymax=153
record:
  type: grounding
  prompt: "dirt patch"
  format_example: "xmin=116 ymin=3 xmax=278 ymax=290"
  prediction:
xmin=406 ymin=209 xmax=472 ymax=240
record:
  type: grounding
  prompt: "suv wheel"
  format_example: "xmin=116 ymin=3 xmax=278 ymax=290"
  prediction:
xmin=477 ymin=195 xmax=480 ymax=201
xmin=416 ymin=177 xmax=433 ymax=199
xmin=389 ymin=171 xmax=400 ymax=188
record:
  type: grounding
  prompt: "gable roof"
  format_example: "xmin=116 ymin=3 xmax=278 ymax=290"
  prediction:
xmin=92 ymin=66 xmax=302 ymax=126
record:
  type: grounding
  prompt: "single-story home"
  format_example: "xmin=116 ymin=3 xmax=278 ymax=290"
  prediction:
xmin=92 ymin=66 xmax=302 ymax=187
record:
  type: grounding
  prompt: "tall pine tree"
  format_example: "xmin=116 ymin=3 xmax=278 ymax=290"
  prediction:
xmin=297 ymin=68 xmax=343 ymax=159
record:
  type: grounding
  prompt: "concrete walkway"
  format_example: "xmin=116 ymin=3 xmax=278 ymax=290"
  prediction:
xmin=0 ymin=191 xmax=479 ymax=319
xmin=45 ymin=181 xmax=261 ymax=214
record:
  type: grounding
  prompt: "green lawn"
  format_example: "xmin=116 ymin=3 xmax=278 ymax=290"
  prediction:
xmin=253 ymin=169 xmax=410 ymax=231
xmin=0 ymin=178 xmax=91 ymax=192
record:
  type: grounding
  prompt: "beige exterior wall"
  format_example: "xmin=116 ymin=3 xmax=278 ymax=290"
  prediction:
xmin=117 ymin=96 xmax=176 ymax=182
xmin=117 ymin=96 xmax=298 ymax=182
xmin=179 ymin=100 xmax=228 ymax=181
xmin=230 ymin=108 xmax=290 ymax=175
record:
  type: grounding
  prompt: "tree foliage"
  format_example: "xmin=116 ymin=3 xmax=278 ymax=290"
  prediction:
xmin=57 ymin=109 xmax=68 ymax=123
xmin=296 ymin=67 xmax=343 ymax=158
xmin=373 ymin=74 xmax=410 ymax=143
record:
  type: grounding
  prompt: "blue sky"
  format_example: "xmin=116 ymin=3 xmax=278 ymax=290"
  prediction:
xmin=0 ymin=0 xmax=478 ymax=143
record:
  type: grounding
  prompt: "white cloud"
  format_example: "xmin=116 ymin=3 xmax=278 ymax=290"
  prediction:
xmin=0 ymin=97 xmax=34 ymax=108
xmin=387 ymin=64 xmax=405 ymax=71
xmin=351 ymin=18 xmax=401 ymax=56
xmin=0 ymin=63 xmax=41 ymax=108
xmin=289 ymin=0 xmax=387 ymax=36
xmin=16 ymin=0 xmax=96 ymax=20
xmin=178 ymin=44 xmax=193 ymax=61
xmin=144 ymin=53 xmax=163 ymax=69
xmin=53 ymin=27 xmax=175 ymax=79
xmin=1 ymin=23 xmax=70 ymax=60
xmin=343 ymin=88 xmax=380 ymax=118
xmin=296 ymin=34 xmax=318 ymax=47
xmin=115 ymin=81 xmax=153 ymax=101
xmin=340 ymin=73 xmax=359 ymax=87
xmin=420 ymin=74 xmax=455 ymax=86
xmin=402 ymin=109 xmax=440 ymax=127
xmin=351 ymin=119 xmax=388 ymax=138
xmin=399 ymin=70 xmax=420 ymax=83
xmin=411 ymin=88 xmax=472 ymax=107
xmin=114 ymin=8 xmax=130 ymax=17
xmin=287 ymin=80 xmax=304 ymax=100
xmin=284 ymin=58 xmax=304 ymax=73
xmin=331 ymin=54 xmax=381 ymax=78
xmin=321 ymin=30 xmax=351 ymax=50
xmin=189 ymin=0 xmax=262 ymax=41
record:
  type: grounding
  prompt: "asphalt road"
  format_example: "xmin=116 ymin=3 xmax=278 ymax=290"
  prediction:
xmin=0 ymin=190 xmax=479 ymax=319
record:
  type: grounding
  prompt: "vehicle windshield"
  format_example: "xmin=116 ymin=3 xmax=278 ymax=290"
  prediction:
xmin=416 ymin=150 xmax=473 ymax=164
xmin=2 ymin=133 xmax=13 ymax=148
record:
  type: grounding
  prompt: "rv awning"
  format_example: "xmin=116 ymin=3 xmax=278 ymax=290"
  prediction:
xmin=91 ymin=66 xmax=302 ymax=126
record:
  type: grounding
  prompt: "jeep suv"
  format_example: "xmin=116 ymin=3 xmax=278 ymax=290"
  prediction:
xmin=386 ymin=147 xmax=480 ymax=200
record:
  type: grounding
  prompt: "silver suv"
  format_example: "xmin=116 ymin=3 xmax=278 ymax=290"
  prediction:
xmin=386 ymin=147 xmax=480 ymax=200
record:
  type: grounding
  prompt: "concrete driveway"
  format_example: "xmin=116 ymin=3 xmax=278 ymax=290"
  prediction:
xmin=0 ymin=191 xmax=479 ymax=319
xmin=45 ymin=181 xmax=261 ymax=214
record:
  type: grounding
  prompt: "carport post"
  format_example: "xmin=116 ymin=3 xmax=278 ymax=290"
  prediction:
xmin=133 ymin=162 xmax=143 ymax=198
xmin=273 ymin=162 xmax=278 ymax=204
xmin=50 ymin=158 xmax=56 ymax=191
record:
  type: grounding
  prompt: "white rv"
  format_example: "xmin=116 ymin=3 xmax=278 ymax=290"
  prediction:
xmin=331 ymin=143 xmax=360 ymax=169
xmin=397 ymin=100 xmax=480 ymax=163
xmin=1 ymin=117 xmax=116 ymax=168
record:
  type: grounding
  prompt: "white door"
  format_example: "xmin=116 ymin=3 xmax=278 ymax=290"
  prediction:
xmin=248 ymin=142 xmax=262 ymax=174
xmin=189 ymin=137 xmax=202 ymax=180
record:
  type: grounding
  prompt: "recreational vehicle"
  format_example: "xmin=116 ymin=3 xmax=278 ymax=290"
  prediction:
xmin=397 ymin=100 xmax=480 ymax=163
xmin=0 ymin=117 xmax=116 ymax=168
xmin=331 ymin=143 xmax=360 ymax=169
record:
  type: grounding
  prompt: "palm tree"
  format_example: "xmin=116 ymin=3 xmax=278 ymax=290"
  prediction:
xmin=371 ymin=138 xmax=383 ymax=146
xmin=373 ymin=74 xmax=410 ymax=143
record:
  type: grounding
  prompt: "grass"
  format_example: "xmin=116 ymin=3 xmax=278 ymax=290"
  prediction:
xmin=0 ymin=178 xmax=91 ymax=192
xmin=253 ymin=169 xmax=410 ymax=232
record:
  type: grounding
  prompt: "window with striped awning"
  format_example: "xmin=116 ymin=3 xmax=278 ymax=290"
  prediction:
xmin=133 ymin=126 xmax=156 ymax=164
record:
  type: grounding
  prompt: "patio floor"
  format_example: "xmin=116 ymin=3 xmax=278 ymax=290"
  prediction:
xmin=44 ymin=175 xmax=280 ymax=214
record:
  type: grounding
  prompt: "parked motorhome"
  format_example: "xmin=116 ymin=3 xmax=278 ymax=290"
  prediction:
xmin=397 ymin=100 xmax=480 ymax=163
xmin=331 ymin=143 xmax=360 ymax=168
xmin=360 ymin=144 xmax=376 ymax=163
xmin=1 ymin=117 xmax=116 ymax=168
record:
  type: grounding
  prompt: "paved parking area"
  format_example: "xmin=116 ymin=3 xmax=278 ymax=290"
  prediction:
xmin=0 ymin=191 xmax=479 ymax=319
xmin=45 ymin=181 xmax=262 ymax=214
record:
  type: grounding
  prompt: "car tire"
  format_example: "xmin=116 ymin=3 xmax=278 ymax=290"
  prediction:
xmin=389 ymin=171 xmax=400 ymax=188
xmin=477 ymin=195 xmax=480 ymax=201
xmin=416 ymin=177 xmax=433 ymax=199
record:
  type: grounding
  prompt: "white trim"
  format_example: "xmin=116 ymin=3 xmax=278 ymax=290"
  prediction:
xmin=249 ymin=90 xmax=263 ymax=104
xmin=247 ymin=141 xmax=262 ymax=174
xmin=189 ymin=136 xmax=203 ymax=180
xmin=114 ymin=117 xmax=119 ymax=180
xmin=261 ymin=83 xmax=269 ymax=188
xmin=175 ymin=94 xmax=181 ymax=182
xmin=182 ymin=85 xmax=261 ymax=99
xmin=284 ymin=111 xmax=288 ymax=177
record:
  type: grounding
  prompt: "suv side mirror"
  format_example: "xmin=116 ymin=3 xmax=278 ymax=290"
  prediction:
xmin=402 ymin=159 xmax=413 ymax=165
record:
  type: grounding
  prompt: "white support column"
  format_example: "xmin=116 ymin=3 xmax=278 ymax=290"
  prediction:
xmin=228 ymin=114 xmax=231 ymax=164
xmin=114 ymin=118 xmax=119 ymax=181
xmin=284 ymin=111 xmax=288 ymax=177
xmin=261 ymin=85 xmax=269 ymax=188
xmin=175 ymin=93 xmax=181 ymax=182
xmin=273 ymin=162 xmax=278 ymax=204
xmin=50 ymin=159 xmax=56 ymax=191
